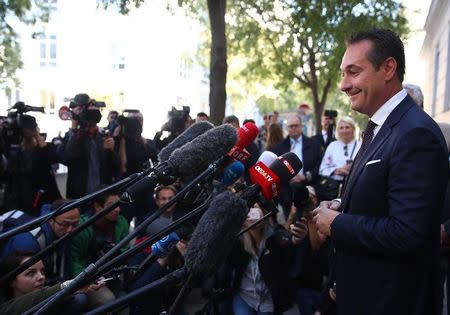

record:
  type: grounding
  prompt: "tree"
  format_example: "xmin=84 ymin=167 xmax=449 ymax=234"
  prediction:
xmin=228 ymin=0 xmax=409 ymax=132
xmin=0 ymin=1 xmax=50 ymax=89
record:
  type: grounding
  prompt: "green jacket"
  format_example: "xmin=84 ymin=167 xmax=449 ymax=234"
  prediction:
xmin=0 ymin=284 xmax=61 ymax=315
xmin=70 ymin=214 xmax=129 ymax=277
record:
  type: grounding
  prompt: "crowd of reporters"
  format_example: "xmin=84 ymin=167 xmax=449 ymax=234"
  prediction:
xmin=0 ymin=90 xmax=447 ymax=315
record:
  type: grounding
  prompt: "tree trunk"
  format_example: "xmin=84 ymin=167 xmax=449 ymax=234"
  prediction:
xmin=207 ymin=0 xmax=227 ymax=126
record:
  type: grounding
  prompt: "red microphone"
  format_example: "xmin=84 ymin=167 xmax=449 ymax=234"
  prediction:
xmin=248 ymin=152 xmax=303 ymax=200
xmin=227 ymin=122 xmax=259 ymax=163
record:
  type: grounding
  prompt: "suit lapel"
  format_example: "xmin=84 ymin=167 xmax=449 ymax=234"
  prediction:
xmin=342 ymin=96 xmax=414 ymax=207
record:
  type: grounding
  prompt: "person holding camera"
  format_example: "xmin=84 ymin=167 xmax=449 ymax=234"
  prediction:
xmin=153 ymin=106 xmax=191 ymax=151
xmin=316 ymin=117 xmax=361 ymax=202
xmin=60 ymin=93 xmax=120 ymax=199
xmin=312 ymin=111 xmax=337 ymax=156
xmin=113 ymin=110 xmax=158 ymax=222
xmin=3 ymin=114 xmax=61 ymax=215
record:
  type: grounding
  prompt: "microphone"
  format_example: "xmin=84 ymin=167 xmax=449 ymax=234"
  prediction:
xmin=293 ymin=185 xmax=311 ymax=220
xmin=124 ymin=124 xmax=238 ymax=201
xmin=184 ymin=190 xmax=248 ymax=277
xmin=83 ymin=191 xmax=248 ymax=315
xmin=227 ymin=122 xmax=259 ymax=163
xmin=220 ymin=160 xmax=245 ymax=186
xmin=151 ymin=232 xmax=180 ymax=257
xmin=244 ymin=152 xmax=303 ymax=203
xmin=258 ymin=150 xmax=278 ymax=166
xmin=158 ymin=121 xmax=214 ymax=162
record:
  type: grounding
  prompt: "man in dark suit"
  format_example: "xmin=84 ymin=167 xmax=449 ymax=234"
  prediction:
xmin=312 ymin=113 xmax=336 ymax=155
xmin=271 ymin=115 xmax=322 ymax=218
xmin=312 ymin=29 xmax=448 ymax=315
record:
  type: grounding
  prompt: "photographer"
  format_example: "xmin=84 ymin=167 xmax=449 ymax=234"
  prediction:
xmin=2 ymin=105 xmax=61 ymax=215
xmin=114 ymin=110 xmax=158 ymax=222
xmin=312 ymin=110 xmax=337 ymax=156
xmin=59 ymin=93 xmax=120 ymax=198
xmin=153 ymin=106 xmax=191 ymax=151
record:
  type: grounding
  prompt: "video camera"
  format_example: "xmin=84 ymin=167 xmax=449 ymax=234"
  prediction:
xmin=324 ymin=109 xmax=338 ymax=119
xmin=58 ymin=93 xmax=106 ymax=128
xmin=1 ymin=101 xmax=45 ymax=155
xmin=117 ymin=109 xmax=143 ymax=139
xmin=164 ymin=106 xmax=190 ymax=134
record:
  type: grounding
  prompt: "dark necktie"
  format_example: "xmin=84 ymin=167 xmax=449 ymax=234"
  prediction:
xmin=340 ymin=120 xmax=377 ymax=199
xmin=356 ymin=119 xmax=377 ymax=161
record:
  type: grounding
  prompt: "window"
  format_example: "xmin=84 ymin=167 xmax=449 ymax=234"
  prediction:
xmin=445 ymin=26 xmax=450 ymax=112
xmin=40 ymin=90 xmax=56 ymax=110
xmin=111 ymin=44 xmax=125 ymax=69
xmin=432 ymin=44 xmax=440 ymax=116
xmin=39 ymin=34 xmax=57 ymax=68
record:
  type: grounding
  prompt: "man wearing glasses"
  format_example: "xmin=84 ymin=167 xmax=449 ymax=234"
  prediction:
xmin=1 ymin=199 xmax=80 ymax=285
xmin=271 ymin=115 xmax=322 ymax=219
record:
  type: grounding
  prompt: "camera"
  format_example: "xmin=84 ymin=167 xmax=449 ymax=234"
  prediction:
xmin=59 ymin=93 xmax=106 ymax=128
xmin=1 ymin=102 xmax=45 ymax=156
xmin=164 ymin=106 xmax=190 ymax=134
xmin=324 ymin=109 xmax=338 ymax=119
xmin=117 ymin=109 xmax=142 ymax=139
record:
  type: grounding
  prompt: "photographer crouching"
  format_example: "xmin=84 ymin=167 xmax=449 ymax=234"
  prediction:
xmin=59 ymin=93 xmax=120 ymax=199
xmin=2 ymin=102 xmax=61 ymax=215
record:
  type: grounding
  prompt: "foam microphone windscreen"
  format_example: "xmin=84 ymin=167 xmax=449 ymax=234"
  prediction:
xmin=269 ymin=152 xmax=303 ymax=182
xmin=184 ymin=190 xmax=248 ymax=277
xmin=237 ymin=122 xmax=259 ymax=148
xmin=258 ymin=151 xmax=278 ymax=166
xmin=158 ymin=121 xmax=214 ymax=162
xmin=169 ymin=124 xmax=237 ymax=180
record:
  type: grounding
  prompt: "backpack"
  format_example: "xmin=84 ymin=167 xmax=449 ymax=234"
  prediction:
xmin=0 ymin=210 xmax=46 ymax=250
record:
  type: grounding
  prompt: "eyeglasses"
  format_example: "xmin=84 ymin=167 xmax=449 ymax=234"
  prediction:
xmin=54 ymin=220 xmax=79 ymax=228
xmin=158 ymin=196 xmax=174 ymax=202
xmin=287 ymin=124 xmax=301 ymax=128
xmin=344 ymin=145 xmax=348 ymax=157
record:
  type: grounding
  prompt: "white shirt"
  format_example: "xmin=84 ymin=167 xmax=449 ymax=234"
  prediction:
xmin=319 ymin=139 xmax=361 ymax=180
xmin=371 ymin=89 xmax=408 ymax=138
xmin=290 ymin=136 xmax=304 ymax=175
xmin=322 ymin=130 xmax=328 ymax=143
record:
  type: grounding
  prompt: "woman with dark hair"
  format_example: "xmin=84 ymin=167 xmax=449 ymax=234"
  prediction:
xmin=265 ymin=123 xmax=284 ymax=151
xmin=0 ymin=251 xmax=102 ymax=314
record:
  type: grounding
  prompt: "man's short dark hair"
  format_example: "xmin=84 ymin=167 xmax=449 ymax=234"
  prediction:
xmin=223 ymin=115 xmax=240 ymax=126
xmin=243 ymin=119 xmax=255 ymax=125
xmin=347 ymin=28 xmax=405 ymax=82
xmin=196 ymin=112 xmax=208 ymax=119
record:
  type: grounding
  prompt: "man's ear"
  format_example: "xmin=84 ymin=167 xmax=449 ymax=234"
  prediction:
xmin=383 ymin=57 xmax=397 ymax=81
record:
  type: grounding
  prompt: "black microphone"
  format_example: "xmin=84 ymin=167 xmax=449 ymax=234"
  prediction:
xmin=124 ymin=124 xmax=238 ymax=202
xmin=83 ymin=191 xmax=248 ymax=315
xmin=293 ymin=185 xmax=311 ymax=220
xmin=184 ymin=190 xmax=248 ymax=277
xmin=30 ymin=125 xmax=238 ymax=315
xmin=158 ymin=121 xmax=214 ymax=162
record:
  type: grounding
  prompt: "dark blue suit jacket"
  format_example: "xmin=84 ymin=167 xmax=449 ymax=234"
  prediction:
xmin=270 ymin=135 xmax=322 ymax=206
xmin=331 ymin=95 xmax=449 ymax=315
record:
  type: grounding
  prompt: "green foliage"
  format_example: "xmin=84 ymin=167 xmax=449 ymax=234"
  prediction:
xmin=227 ymin=0 xmax=409 ymax=129
xmin=0 ymin=0 xmax=51 ymax=88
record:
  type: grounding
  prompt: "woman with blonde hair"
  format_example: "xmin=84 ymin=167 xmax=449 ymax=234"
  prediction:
xmin=317 ymin=116 xmax=361 ymax=200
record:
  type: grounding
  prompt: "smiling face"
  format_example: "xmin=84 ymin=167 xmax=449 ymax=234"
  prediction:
xmin=337 ymin=121 xmax=355 ymax=144
xmin=340 ymin=40 xmax=397 ymax=117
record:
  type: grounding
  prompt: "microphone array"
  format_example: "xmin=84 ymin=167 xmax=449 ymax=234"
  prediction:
xmin=9 ymin=120 xmax=304 ymax=314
